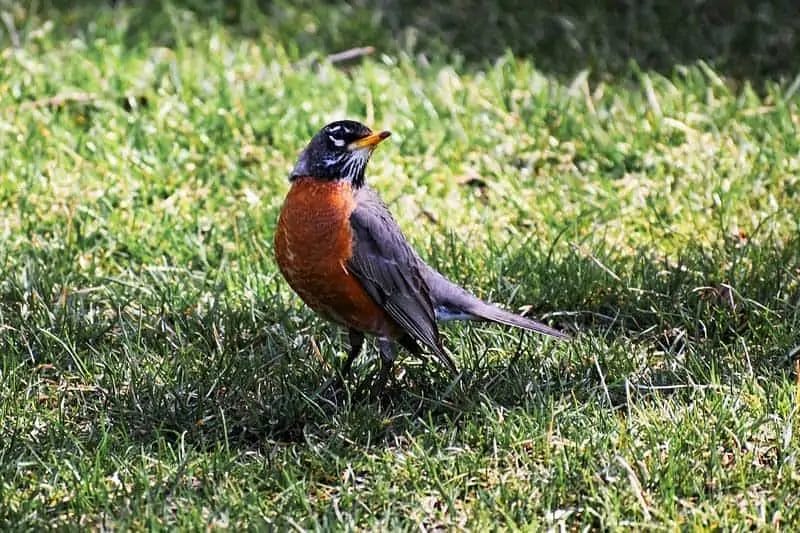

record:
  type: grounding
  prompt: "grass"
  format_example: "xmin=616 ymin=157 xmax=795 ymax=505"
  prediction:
xmin=1 ymin=0 xmax=799 ymax=529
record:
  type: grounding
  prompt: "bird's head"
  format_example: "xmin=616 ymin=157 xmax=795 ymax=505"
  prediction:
xmin=290 ymin=120 xmax=391 ymax=188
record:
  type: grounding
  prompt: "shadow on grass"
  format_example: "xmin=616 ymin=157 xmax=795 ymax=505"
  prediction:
xmin=2 ymin=232 xmax=797 ymax=451
xmin=13 ymin=0 xmax=800 ymax=82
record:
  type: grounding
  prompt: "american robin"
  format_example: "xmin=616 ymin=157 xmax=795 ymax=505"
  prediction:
xmin=274 ymin=120 xmax=568 ymax=394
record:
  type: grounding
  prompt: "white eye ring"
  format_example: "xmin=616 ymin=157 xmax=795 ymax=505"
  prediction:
xmin=328 ymin=135 xmax=346 ymax=147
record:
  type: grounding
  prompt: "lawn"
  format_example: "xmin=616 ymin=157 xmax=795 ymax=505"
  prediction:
xmin=1 ymin=0 xmax=799 ymax=529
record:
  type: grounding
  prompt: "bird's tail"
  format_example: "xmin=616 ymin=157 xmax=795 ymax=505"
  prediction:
xmin=427 ymin=270 xmax=569 ymax=340
xmin=459 ymin=300 xmax=569 ymax=339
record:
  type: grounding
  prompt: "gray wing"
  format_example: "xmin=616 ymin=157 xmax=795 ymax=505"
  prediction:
xmin=347 ymin=188 xmax=457 ymax=373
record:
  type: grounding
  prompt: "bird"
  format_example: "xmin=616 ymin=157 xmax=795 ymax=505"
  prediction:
xmin=274 ymin=120 xmax=568 ymax=395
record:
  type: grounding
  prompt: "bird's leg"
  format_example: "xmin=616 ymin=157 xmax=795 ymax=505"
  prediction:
xmin=369 ymin=338 xmax=396 ymax=400
xmin=319 ymin=329 xmax=364 ymax=401
xmin=339 ymin=329 xmax=364 ymax=380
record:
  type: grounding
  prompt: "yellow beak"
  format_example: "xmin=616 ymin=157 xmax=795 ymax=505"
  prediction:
xmin=349 ymin=130 xmax=391 ymax=150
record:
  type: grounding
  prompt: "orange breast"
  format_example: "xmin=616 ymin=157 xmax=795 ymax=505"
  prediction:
xmin=274 ymin=178 xmax=394 ymax=336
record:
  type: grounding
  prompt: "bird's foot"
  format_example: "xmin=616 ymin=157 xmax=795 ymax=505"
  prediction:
xmin=316 ymin=373 xmax=352 ymax=407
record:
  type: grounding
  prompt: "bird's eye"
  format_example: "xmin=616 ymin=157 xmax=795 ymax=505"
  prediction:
xmin=327 ymin=133 xmax=347 ymax=148
xmin=324 ymin=123 xmax=356 ymax=149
